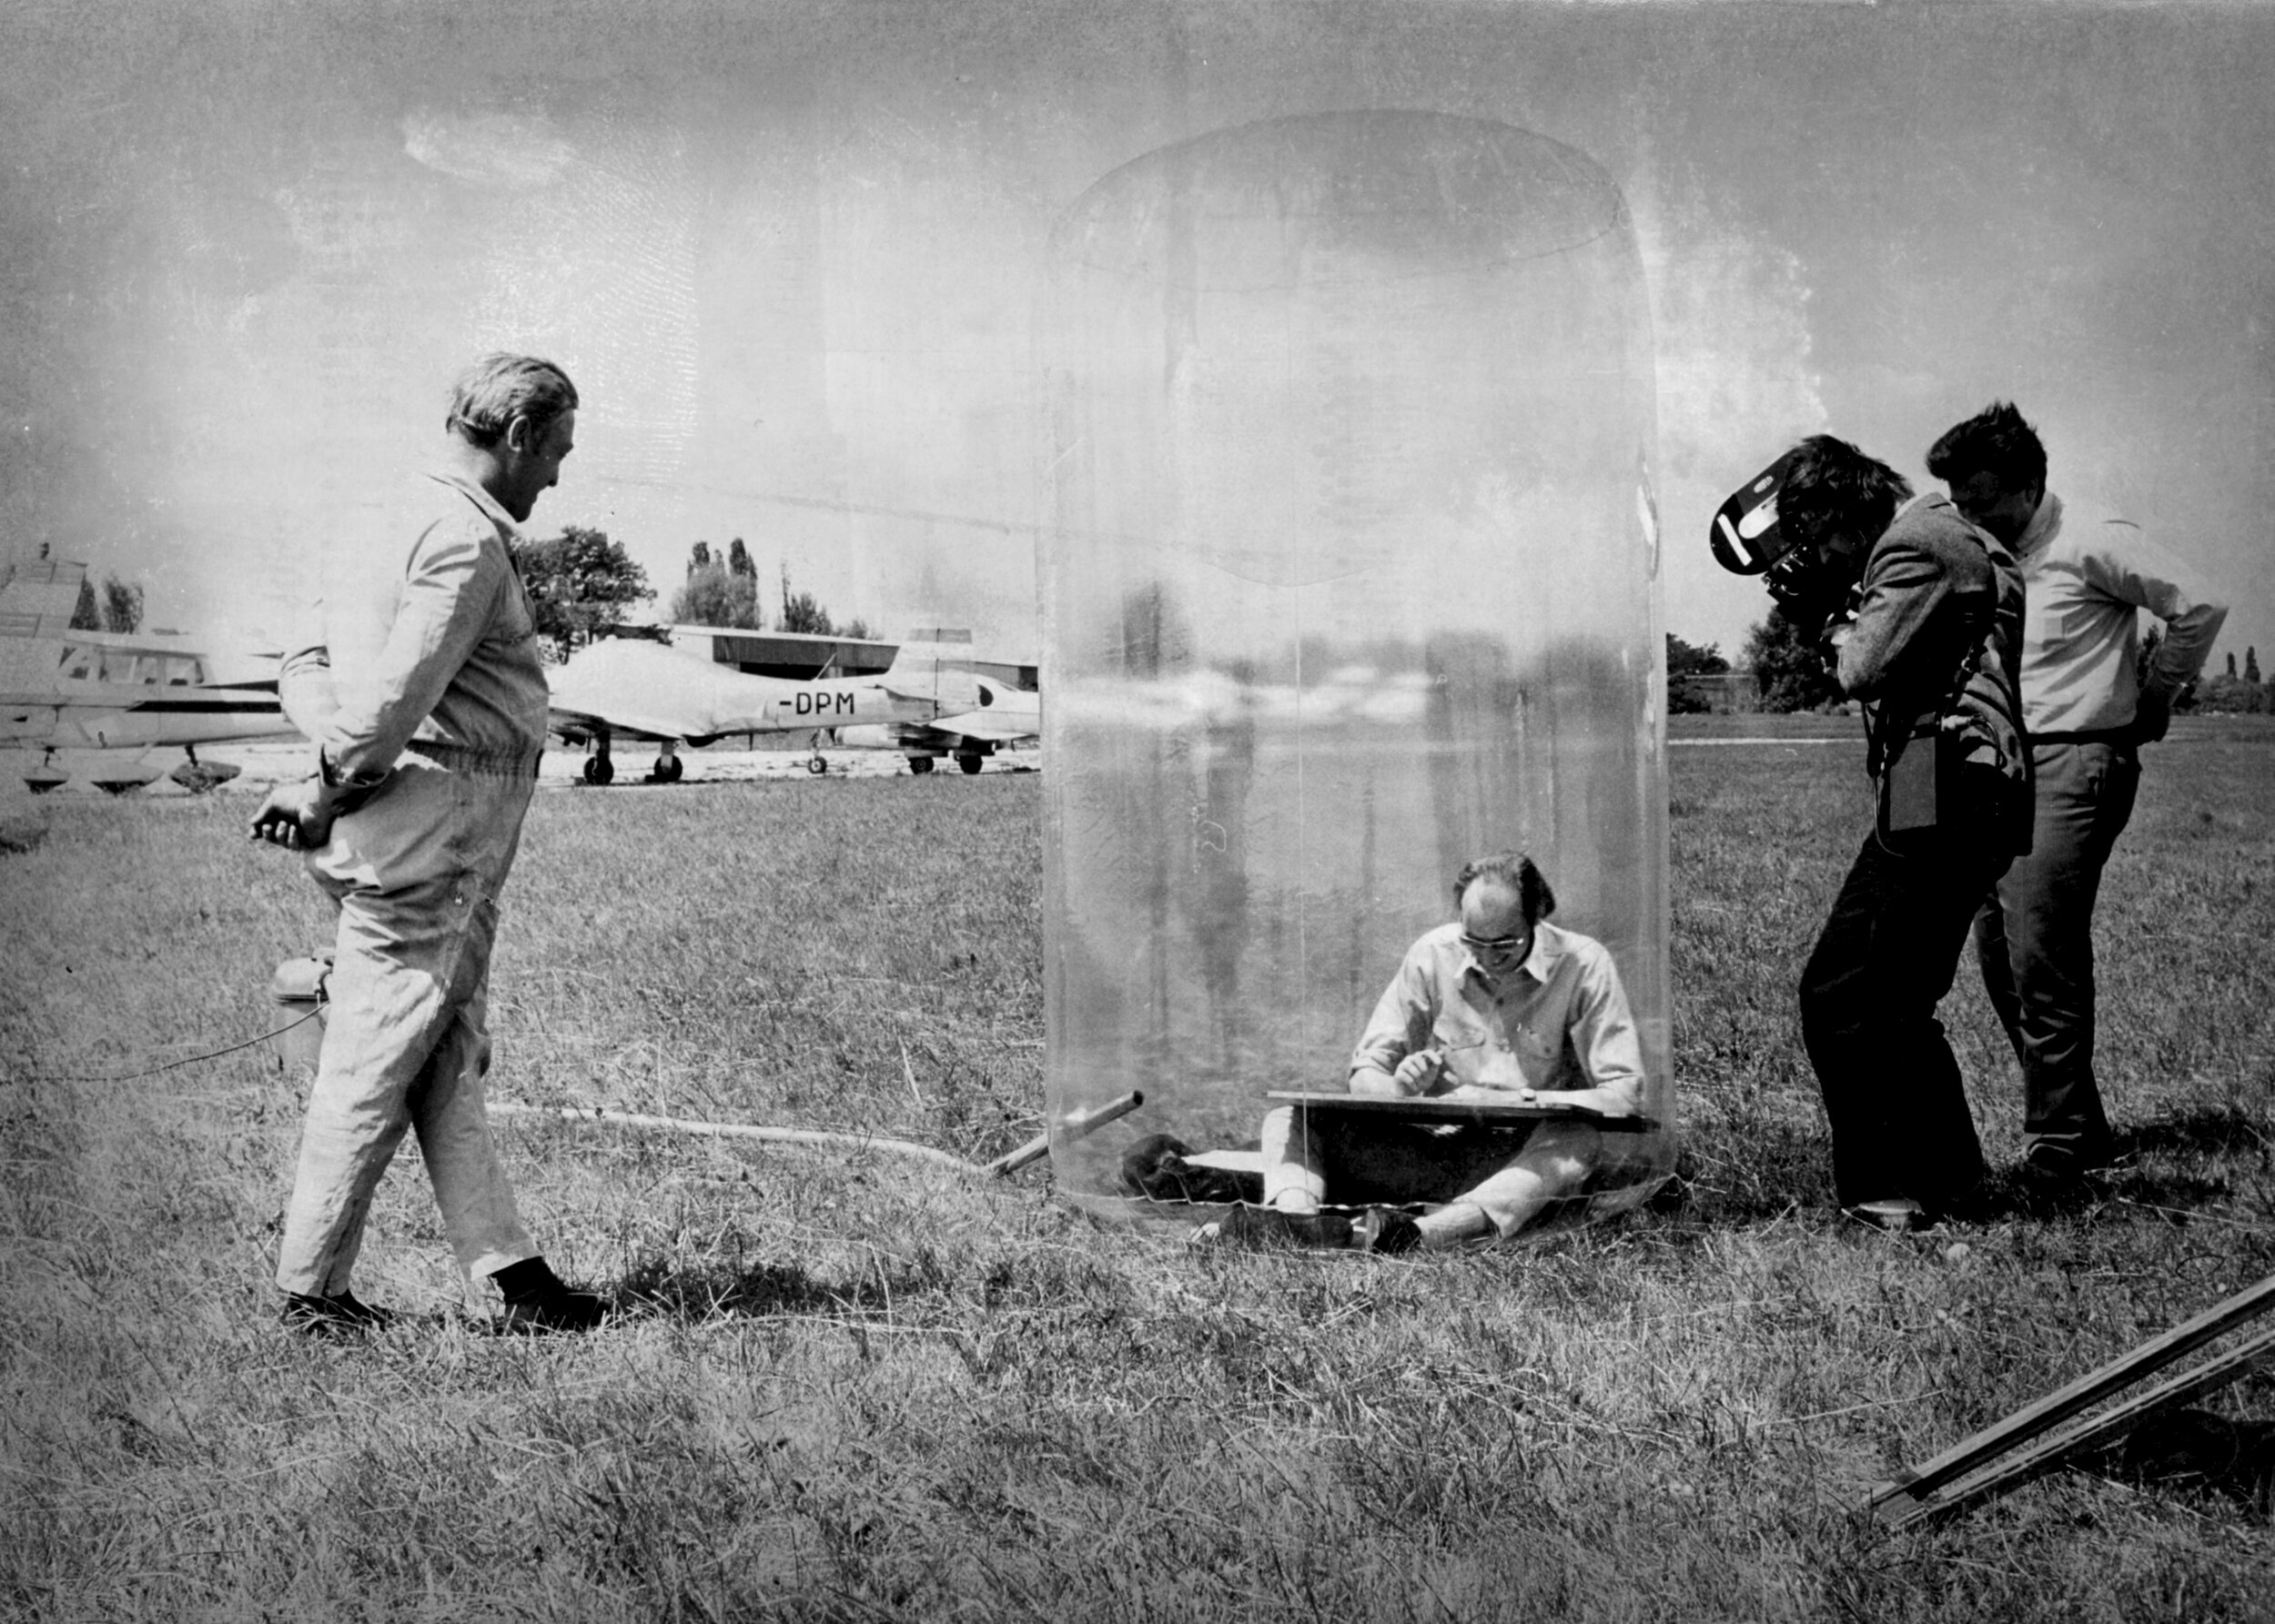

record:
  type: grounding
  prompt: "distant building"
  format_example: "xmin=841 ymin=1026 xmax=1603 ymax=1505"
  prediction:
xmin=1684 ymin=671 xmax=1761 ymax=713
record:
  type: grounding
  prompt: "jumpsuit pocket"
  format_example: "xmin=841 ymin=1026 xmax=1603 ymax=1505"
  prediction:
xmin=307 ymin=761 xmax=456 ymax=893
xmin=485 ymin=573 xmax=541 ymax=660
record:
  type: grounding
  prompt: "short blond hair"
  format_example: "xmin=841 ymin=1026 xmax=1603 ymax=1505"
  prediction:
xmin=446 ymin=353 xmax=578 ymax=449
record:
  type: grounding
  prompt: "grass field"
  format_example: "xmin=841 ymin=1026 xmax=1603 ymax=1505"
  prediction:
xmin=3 ymin=717 xmax=2271 ymax=1621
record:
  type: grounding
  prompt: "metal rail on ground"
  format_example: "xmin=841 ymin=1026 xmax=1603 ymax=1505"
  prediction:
xmin=1866 ymin=1272 xmax=2275 ymax=1525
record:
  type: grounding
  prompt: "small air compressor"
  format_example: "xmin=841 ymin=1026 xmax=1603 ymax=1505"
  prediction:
xmin=268 ymin=954 xmax=331 ymax=1074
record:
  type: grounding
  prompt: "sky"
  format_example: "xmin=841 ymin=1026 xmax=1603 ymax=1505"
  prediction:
xmin=2 ymin=0 xmax=2270 ymax=672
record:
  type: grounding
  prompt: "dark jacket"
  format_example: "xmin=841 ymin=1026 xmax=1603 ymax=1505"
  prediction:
xmin=1836 ymin=492 xmax=2030 ymax=849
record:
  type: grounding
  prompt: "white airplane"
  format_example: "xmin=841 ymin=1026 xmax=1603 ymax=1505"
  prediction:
xmin=0 ymin=555 xmax=291 ymax=793
xmin=545 ymin=626 xmax=1040 ymax=782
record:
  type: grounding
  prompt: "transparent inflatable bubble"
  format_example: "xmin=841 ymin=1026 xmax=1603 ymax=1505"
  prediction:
xmin=1039 ymin=112 xmax=1672 ymax=1232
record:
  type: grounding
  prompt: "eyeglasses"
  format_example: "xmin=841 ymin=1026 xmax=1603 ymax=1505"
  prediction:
xmin=1460 ymin=932 xmax=1530 ymax=959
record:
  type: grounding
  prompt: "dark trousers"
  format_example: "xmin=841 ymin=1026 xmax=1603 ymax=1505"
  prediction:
xmin=1972 ymin=741 xmax=2139 ymax=1171
xmin=1801 ymin=822 xmax=2015 ymax=1212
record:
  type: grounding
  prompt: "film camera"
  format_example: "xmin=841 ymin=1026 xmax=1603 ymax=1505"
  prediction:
xmin=1708 ymin=447 xmax=1863 ymax=640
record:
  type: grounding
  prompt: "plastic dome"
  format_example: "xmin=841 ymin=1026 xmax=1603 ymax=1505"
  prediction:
xmin=1038 ymin=111 xmax=1672 ymax=1233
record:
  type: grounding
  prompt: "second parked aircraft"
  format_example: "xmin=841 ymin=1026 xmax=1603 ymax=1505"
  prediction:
xmin=545 ymin=626 xmax=1039 ymax=782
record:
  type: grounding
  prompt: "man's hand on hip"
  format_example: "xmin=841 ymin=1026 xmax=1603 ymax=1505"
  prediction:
xmin=248 ymin=780 xmax=339 ymax=851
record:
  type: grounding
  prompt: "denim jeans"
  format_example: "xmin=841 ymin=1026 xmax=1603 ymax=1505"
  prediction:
xmin=1972 ymin=740 xmax=2141 ymax=1170
xmin=1800 ymin=820 xmax=2015 ymax=1212
xmin=275 ymin=754 xmax=540 ymax=1298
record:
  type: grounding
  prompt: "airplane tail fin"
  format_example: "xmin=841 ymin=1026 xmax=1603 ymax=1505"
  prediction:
xmin=879 ymin=627 xmax=981 ymax=709
xmin=0 ymin=558 xmax=87 ymax=640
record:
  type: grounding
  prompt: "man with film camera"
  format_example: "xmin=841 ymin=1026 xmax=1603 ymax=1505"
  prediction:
xmin=1738 ymin=436 xmax=2030 ymax=1232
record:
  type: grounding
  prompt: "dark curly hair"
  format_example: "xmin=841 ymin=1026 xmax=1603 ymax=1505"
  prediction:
xmin=1775 ymin=435 xmax=1913 ymax=553
xmin=1926 ymin=400 xmax=2047 ymax=495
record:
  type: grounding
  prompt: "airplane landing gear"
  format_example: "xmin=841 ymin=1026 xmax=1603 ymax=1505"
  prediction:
xmin=907 ymin=755 xmax=934 ymax=775
xmin=25 ymin=751 xmax=66 ymax=794
xmin=806 ymin=754 xmax=828 ymax=775
xmin=647 ymin=750 xmax=682 ymax=784
xmin=171 ymin=745 xmax=240 ymax=793
xmin=581 ymin=741 xmax=615 ymax=786
xmin=956 ymin=753 xmax=984 ymax=775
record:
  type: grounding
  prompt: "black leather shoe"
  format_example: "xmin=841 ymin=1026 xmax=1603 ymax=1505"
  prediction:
xmin=2009 ymin=1157 xmax=2107 ymax=1215
xmin=496 ymin=1285 xmax=609 ymax=1335
xmin=280 ymin=1289 xmax=394 ymax=1340
xmin=1353 ymin=1206 xmax=1424 ymax=1256
xmin=2026 ymin=1134 xmax=2116 ymax=1179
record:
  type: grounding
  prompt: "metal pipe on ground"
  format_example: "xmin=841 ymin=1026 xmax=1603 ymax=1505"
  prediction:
xmin=489 ymin=1088 xmax=1147 ymax=1181
xmin=981 ymin=1091 xmax=1146 ymax=1177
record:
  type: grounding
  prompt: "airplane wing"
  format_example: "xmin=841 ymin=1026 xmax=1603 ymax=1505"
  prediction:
xmin=876 ymin=681 xmax=1040 ymax=749
xmin=941 ymin=676 xmax=1040 ymax=742
xmin=877 ymin=670 xmax=981 ymax=708
xmin=544 ymin=702 xmax=685 ymax=746
xmin=923 ymin=708 xmax=1037 ymax=745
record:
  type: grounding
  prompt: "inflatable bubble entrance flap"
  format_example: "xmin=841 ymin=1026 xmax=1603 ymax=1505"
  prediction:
xmin=1039 ymin=112 xmax=1673 ymax=1233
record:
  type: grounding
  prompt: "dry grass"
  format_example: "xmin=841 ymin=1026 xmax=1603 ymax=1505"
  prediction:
xmin=2 ymin=721 xmax=2270 ymax=1621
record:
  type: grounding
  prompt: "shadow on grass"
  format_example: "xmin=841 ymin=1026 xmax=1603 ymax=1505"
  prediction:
xmin=2098 ymin=1165 xmax=2255 ymax=1221
xmin=0 ymin=811 xmax=47 ymax=855
xmin=1662 ymin=1098 xmax=2274 ymax=1229
xmin=2079 ymin=1409 xmax=2275 ymax=1521
xmin=2118 ymin=1104 xmax=2275 ymax=1161
xmin=1956 ymin=1103 xmax=2274 ymax=1225
xmin=611 ymin=1252 xmax=945 ymax=1326
xmin=1976 ymin=1162 xmax=2258 ymax=1228
xmin=1646 ymin=1114 xmax=1838 ymax=1226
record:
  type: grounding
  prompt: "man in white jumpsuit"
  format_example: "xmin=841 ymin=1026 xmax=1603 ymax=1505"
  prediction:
xmin=249 ymin=353 xmax=603 ymax=1337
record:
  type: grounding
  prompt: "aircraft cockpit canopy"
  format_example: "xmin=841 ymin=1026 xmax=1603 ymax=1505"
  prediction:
xmin=56 ymin=642 xmax=209 ymax=687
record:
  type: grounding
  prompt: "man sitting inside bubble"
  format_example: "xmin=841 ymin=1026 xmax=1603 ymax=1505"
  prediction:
xmin=1212 ymin=849 xmax=1646 ymax=1254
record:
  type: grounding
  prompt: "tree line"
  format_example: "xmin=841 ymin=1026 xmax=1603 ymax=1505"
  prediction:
xmin=506 ymin=530 xmax=871 ymax=661
xmin=671 ymin=539 xmax=873 ymax=642
xmin=69 ymin=573 xmax=145 ymax=635
xmin=2183 ymin=641 xmax=2270 ymax=714
xmin=1670 ymin=613 xmax=2271 ymax=716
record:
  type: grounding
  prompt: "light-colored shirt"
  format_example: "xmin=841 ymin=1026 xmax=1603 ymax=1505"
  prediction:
xmin=280 ymin=470 xmax=551 ymax=779
xmin=1349 ymin=921 xmax=1646 ymax=1108
xmin=2007 ymin=492 xmax=2227 ymax=736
